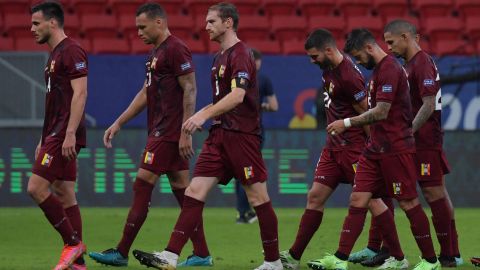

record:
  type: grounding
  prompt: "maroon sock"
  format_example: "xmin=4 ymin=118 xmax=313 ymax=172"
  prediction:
xmin=166 ymin=195 xmax=204 ymax=255
xmin=380 ymin=197 xmax=395 ymax=250
xmin=117 ymin=178 xmax=154 ymax=257
xmin=38 ymin=194 xmax=78 ymax=246
xmin=375 ymin=210 xmax=404 ymax=259
xmin=450 ymin=219 xmax=460 ymax=257
xmin=337 ymin=206 xmax=368 ymax=256
xmin=289 ymin=209 xmax=323 ymax=260
xmin=172 ymin=188 xmax=210 ymax=257
xmin=405 ymin=204 xmax=436 ymax=259
xmin=254 ymin=201 xmax=279 ymax=262
xmin=367 ymin=215 xmax=382 ymax=252
xmin=65 ymin=205 xmax=85 ymax=264
xmin=428 ymin=198 xmax=453 ymax=257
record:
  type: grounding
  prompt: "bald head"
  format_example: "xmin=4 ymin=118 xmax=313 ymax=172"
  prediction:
xmin=384 ymin=19 xmax=417 ymax=36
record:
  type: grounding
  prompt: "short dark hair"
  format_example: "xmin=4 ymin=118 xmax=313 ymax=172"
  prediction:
xmin=31 ymin=1 xmax=64 ymax=28
xmin=344 ymin=28 xmax=376 ymax=54
xmin=251 ymin=48 xmax=261 ymax=60
xmin=384 ymin=19 xmax=417 ymax=35
xmin=208 ymin=2 xmax=239 ymax=31
xmin=304 ymin=28 xmax=336 ymax=50
xmin=136 ymin=2 xmax=166 ymax=19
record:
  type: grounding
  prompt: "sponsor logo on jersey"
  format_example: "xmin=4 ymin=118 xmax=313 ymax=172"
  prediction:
xmin=180 ymin=62 xmax=191 ymax=71
xmin=421 ymin=163 xmax=431 ymax=176
xmin=41 ymin=153 xmax=53 ymax=167
xmin=392 ymin=182 xmax=402 ymax=195
xmin=423 ymin=79 xmax=434 ymax=86
xmin=75 ymin=61 xmax=86 ymax=71
xmin=244 ymin=166 xmax=254 ymax=180
xmin=382 ymin=85 xmax=393 ymax=93
xmin=144 ymin=151 xmax=154 ymax=165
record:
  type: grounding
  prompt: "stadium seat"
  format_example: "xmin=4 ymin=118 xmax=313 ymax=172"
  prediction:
xmin=455 ymin=0 xmax=480 ymax=20
xmin=184 ymin=0 xmax=218 ymax=18
xmin=130 ymin=38 xmax=150 ymax=54
xmin=262 ymin=0 xmax=298 ymax=17
xmin=154 ymin=0 xmax=185 ymax=16
xmin=168 ymin=15 xmax=195 ymax=40
xmin=373 ymin=0 xmax=409 ymax=20
xmin=346 ymin=16 xmax=383 ymax=39
xmin=70 ymin=0 xmax=108 ymax=15
xmin=76 ymin=37 xmax=92 ymax=53
xmin=14 ymin=37 xmax=45 ymax=51
xmin=423 ymin=17 xmax=463 ymax=44
xmin=118 ymin=15 xmax=138 ymax=39
xmin=237 ymin=15 xmax=271 ymax=42
xmin=298 ymin=0 xmax=336 ymax=18
xmin=337 ymin=0 xmax=373 ymax=17
xmin=64 ymin=14 xmax=81 ymax=39
xmin=109 ymin=0 xmax=145 ymax=18
xmin=0 ymin=0 xmax=30 ymax=15
xmin=247 ymin=40 xmax=282 ymax=54
xmin=0 ymin=36 xmax=14 ymax=51
xmin=91 ymin=37 xmax=130 ymax=54
xmin=418 ymin=37 xmax=431 ymax=54
xmin=412 ymin=0 xmax=453 ymax=18
xmin=229 ymin=0 xmax=260 ymax=16
xmin=4 ymin=14 xmax=32 ymax=38
xmin=184 ymin=38 xmax=207 ymax=54
xmin=307 ymin=16 xmax=346 ymax=40
xmin=465 ymin=17 xmax=480 ymax=42
xmin=81 ymin=14 xmax=118 ymax=40
xmin=282 ymin=39 xmax=305 ymax=55
xmin=271 ymin=16 xmax=307 ymax=42
xmin=432 ymin=40 xmax=472 ymax=56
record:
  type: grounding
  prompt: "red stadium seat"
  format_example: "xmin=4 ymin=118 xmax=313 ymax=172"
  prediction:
xmin=247 ymin=40 xmax=282 ymax=54
xmin=346 ymin=16 xmax=383 ymax=39
xmin=184 ymin=38 xmax=207 ymax=54
xmin=75 ymin=37 xmax=92 ymax=53
xmin=282 ymin=39 xmax=305 ymax=55
xmin=308 ymin=16 xmax=346 ymax=40
xmin=81 ymin=14 xmax=117 ymax=39
xmin=465 ymin=18 xmax=480 ymax=42
xmin=229 ymin=0 xmax=260 ymax=16
xmin=130 ymin=38 xmax=150 ymax=54
xmin=237 ymin=15 xmax=271 ymax=42
xmin=64 ymin=14 xmax=81 ymax=39
xmin=262 ymin=0 xmax=298 ymax=17
xmin=0 ymin=36 xmax=14 ymax=51
xmin=456 ymin=0 xmax=480 ymax=20
xmin=4 ymin=14 xmax=32 ymax=38
xmin=156 ymin=0 xmax=185 ymax=16
xmin=109 ymin=0 xmax=144 ymax=18
xmin=337 ymin=0 xmax=373 ymax=17
xmin=373 ymin=0 xmax=409 ymax=20
xmin=413 ymin=0 xmax=453 ymax=18
xmin=70 ymin=0 xmax=108 ymax=15
xmin=418 ymin=37 xmax=431 ymax=54
xmin=271 ymin=16 xmax=307 ymax=42
xmin=118 ymin=15 xmax=138 ymax=39
xmin=184 ymin=0 xmax=218 ymax=18
xmin=91 ymin=37 xmax=130 ymax=54
xmin=0 ymin=0 xmax=30 ymax=15
xmin=432 ymin=40 xmax=472 ymax=56
xmin=14 ymin=37 xmax=45 ymax=51
xmin=168 ymin=15 xmax=195 ymax=40
xmin=298 ymin=0 xmax=336 ymax=18
xmin=423 ymin=17 xmax=463 ymax=44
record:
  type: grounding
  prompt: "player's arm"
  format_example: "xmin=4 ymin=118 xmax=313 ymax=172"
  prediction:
xmin=327 ymin=102 xmax=391 ymax=135
xmin=104 ymin=82 xmax=147 ymax=148
xmin=63 ymin=76 xmax=88 ymax=160
xmin=177 ymin=72 xmax=197 ymax=159
xmin=352 ymin=98 xmax=371 ymax=137
xmin=412 ymin=95 xmax=435 ymax=133
xmin=262 ymin=94 xmax=278 ymax=112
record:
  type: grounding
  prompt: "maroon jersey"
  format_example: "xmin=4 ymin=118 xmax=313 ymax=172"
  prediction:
xmin=42 ymin=37 xmax=87 ymax=147
xmin=364 ymin=55 xmax=415 ymax=159
xmin=323 ymin=55 xmax=367 ymax=150
xmin=210 ymin=42 xmax=260 ymax=135
xmin=405 ymin=51 xmax=443 ymax=150
xmin=145 ymin=35 xmax=194 ymax=141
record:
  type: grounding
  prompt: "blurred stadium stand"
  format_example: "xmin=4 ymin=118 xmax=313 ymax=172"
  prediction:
xmin=0 ymin=0 xmax=477 ymax=55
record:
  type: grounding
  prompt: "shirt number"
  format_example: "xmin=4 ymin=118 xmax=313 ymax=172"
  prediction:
xmin=323 ymin=92 xmax=331 ymax=108
xmin=47 ymin=76 xmax=51 ymax=93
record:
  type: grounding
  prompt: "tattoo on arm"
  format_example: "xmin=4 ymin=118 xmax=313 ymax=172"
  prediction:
xmin=178 ymin=72 xmax=197 ymax=122
xmin=350 ymin=102 xmax=391 ymax=127
xmin=412 ymin=95 xmax=435 ymax=133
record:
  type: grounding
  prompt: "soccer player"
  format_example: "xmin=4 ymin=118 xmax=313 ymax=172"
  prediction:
xmin=279 ymin=29 xmax=400 ymax=270
xmin=27 ymin=2 xmax=87 ymax=270
xmin=307 ymin=28 xmax=440 ymax=270
xmin=87 ymin=3 xmax=212 ymax=267
xmin=132 ymin=3 xmax=282 ymax=270
xmin=234 ymin=48 xmax=278 ymax=224
xmin=383 ymin=19 xmax=462 ymax=266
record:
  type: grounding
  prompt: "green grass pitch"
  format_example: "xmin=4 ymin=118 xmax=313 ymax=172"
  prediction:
xmin=0 ymin=207 xmax=477 ymax=269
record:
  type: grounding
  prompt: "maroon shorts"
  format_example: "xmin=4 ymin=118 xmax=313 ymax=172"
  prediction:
xmin=193 ymin=128 xmax=267 ymax=185
xmin=314 ymin=148 xmax=362 ymax=189
xmin=31 ymin=140 xmax=81 ymax=182
xmin=139 ymin=139 xmax=189 ymax=175
xmin=416 ymin=149 xmax=450 ymax=187
xmin=353 ymin=153 xmax=418 ymax=200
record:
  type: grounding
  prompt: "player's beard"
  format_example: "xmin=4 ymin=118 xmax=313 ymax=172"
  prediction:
xmin=36 ymin=32 xmax=50 ymax=44
xmin=315 ymin=57 xmax=333 ymax=70
xmin=210 ymin=29 xmax=225 ymax=42
xmin=363 ymin=54 xmax=376 ymax=70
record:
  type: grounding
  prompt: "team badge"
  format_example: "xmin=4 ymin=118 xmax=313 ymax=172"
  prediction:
xmin=144 ymin=151 xmax=154 ymax=164
xmin=219 ymin=65 xmax=226 ymax=77
xmin=392 ymin=182 xmax=402 ymax=195
xmin=421 ymin=163 xmax=431 ymax=176
xmin=49 ymin=60 xmax=56 ymax=72
xmin=41 ymin=153 xmax=53 ymax=167
xmin=244 ymin=166 xmax=254 ymax=180
xmin=352 ymin=163 xmax=358 ymax=173
xmin=150 ymin=57 xmax=158 ymax=70
xmin=328 ymin=82 xmax=335 ymax=94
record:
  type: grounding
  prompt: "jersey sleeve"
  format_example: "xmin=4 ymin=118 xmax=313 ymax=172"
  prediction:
xmin=415 ymin=55 xmax=439 ymax=98
xmin=375 ymin=62 xmax=401 ymax=104
xmin=169 ymin=42 xmax=195 ymax=77
xmin=343 ymin=72 xmax=366 ymax=104
xmin=230 ymin=49 xmax=254 ymax=90
xmin=63 ymin=45 xmax=88 ymax=79
xmin=261 ymin=74 xmax=274 ymax=96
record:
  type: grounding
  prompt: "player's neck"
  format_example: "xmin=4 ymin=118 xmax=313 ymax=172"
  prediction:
xmin=405 ymin=43 xmax=421 ymax=62
xmin=153 ymin=31 xmax=171 ymax=48
xmin=219 ymin=31 xmax=239 ymax=52
xmin=47 ymin=30 xmax=67 ymax=51
xmin=330 ymin=50 xmax=344 ymax=68
xmin=373 ymin=49 xmax=388 ymax=65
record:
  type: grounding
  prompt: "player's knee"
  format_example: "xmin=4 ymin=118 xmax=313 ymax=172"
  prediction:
xmin=247 ymin=192 xmax=270 ymax=207
xmin=27 ymin=181 xmax=48 ymax=202
xmin=398 ymin=198 xmax=419 ymax=211
xmin=421 ymin=186 xmax=445 ymax=202
xmin=349 ymin=192 xmax=369 ymax=208
xmin=307 ymin=189 xmax=325 ymax=209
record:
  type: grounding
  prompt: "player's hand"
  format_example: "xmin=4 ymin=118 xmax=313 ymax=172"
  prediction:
xmin=326 ymin=120 xmax=346 ymax=136
xmin=34 ymin=142 xmax=41 ymax=160
xmin=62 ymin=133 xmax=77 ymax=161
xmin=182 ymin=113 xmax=206 ymax=135
xmin=261 ymin=102 xmax=270 ymax=111
xmin=179 ymin=133 xmax=194 ymax=160
xmin=104 ymin=122 xmax=121 ymax=148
